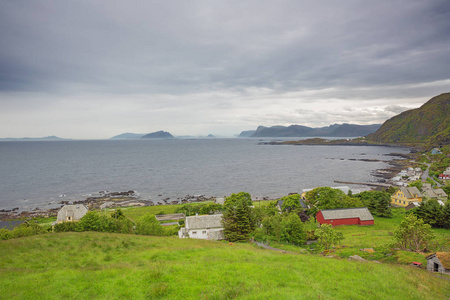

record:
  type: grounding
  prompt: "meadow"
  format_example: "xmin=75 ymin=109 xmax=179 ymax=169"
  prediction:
xmin=1 ymin=231 xmax=449 ymax=299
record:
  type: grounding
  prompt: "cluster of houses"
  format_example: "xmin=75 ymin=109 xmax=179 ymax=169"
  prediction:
xmin=390 ymin=167 xmax=423 ymax=187
xmin=390 ymin=184 xmax=447 ymax=209
xmin=54 ymin=185 xmax=449 ymax=275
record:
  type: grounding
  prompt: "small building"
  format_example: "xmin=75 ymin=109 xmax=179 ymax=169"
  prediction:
xmin=422 ymin=188 xmax=448 ymax=202
xmin=431 ymin=148 xmax=442 ymax=155
xmin=426 ymin=252 xmax=450 ymax=275
xmin=438 ymin=174 xmax=450 ymax=180
xmin=316 ymin=207 xmax=374 ymax=226
xmin=178 ymin=214 xmax=224 ymax=240
xmin=56 ymin=204 xmax=88 ymax=223
xmin=215 ymin=198 xmax=225 ymax=205
xmin=390 ymin=187 xmax=423 ymax=207
xmin=405 ymin=202 xmax=421 ymax=211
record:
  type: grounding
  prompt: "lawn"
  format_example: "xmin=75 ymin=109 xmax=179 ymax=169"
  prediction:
xmin=1 ymin=232 xmax=449 ymax=299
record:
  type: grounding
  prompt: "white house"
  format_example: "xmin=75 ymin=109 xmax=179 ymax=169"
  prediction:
xmin=178 ymin=214 xmax=224 ymax=240
xmin=56 ymin=204 xmax=88 ymax=223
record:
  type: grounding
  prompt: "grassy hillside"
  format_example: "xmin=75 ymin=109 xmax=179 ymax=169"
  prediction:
xmin=1 ymin=232 xmax=449 ymax=299
xmin=367 ymin=93 xmax=450 ymax=147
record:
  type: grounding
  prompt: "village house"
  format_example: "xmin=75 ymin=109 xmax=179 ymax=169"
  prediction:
xmin=56 ymin=204 xmax=88 ymax=223
xmin=316 ymin=207 xmax=374 ymax=226
xmin=430 ymin=148 xmax=442 ymax=155
xmin=422 ymin=188 xmax=448 ymax=202
xmin=178 ymin=214 xmax=224 ymax=240
xmin=426 ymin=252 xmax=450 ymax=275
xmin=390 ymin=187 xmax=423 ymax=207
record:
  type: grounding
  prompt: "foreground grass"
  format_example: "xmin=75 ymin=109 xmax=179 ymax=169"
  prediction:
xmin=1 ymin=232 xmax=449 ymax=299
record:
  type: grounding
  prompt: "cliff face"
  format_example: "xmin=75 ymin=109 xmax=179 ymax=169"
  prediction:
xmin=366 ymin=93 xmax=450 ymax=146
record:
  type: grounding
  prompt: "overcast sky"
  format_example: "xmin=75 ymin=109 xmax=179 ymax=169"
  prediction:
xmin=0 ymin=1 xmax=449 ymax=139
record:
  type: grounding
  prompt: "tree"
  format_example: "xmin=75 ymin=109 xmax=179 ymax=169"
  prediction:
xmin=414 ymin=199 xmax=445 ymax=228
xmin=135 ymin=215 xmax=165 ymax=236
xmin=315 ymin=224 xmax=344 ymax=250
xmin=111 ymin=208 xmax=125 ymax=219
xmin=356 ymin=191 xmax=392 ymax=217
xmin=281 ymin=194 xmax=301 ymax=212
xmin=394 ymin=214 xmax=435 ymax=252
xmin=408 ymin=180 xmax=423 ymax=190
xmin=281 ymin=213 xmax=306 ymax=246
xmin=224 ymin=192 xmax=253 ymax=208
xmin=304 ymin=187 xmax=363 ymax=214
xmin=222 ymin=192 xmax=255 ymax=242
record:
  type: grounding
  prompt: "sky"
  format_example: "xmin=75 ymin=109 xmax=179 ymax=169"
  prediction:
xmin=0 ymin=1 xmax=449 ymax=139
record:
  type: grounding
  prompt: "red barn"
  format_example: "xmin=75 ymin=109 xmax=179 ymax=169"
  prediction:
xmin=316 ymin=207 xmax=374 ymax=226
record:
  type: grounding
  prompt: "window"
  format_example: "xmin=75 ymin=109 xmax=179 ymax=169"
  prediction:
xmin=202 ymin=231 xmax=207 ymax=234
xmin=192 ymin=231 xmax=197 ymax=235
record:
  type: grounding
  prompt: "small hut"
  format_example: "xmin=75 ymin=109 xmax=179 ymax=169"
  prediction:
xmin=426 ymin=252 xmax=450 ymax=275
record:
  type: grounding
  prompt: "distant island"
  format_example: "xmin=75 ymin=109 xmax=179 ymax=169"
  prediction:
xmin=239 ymin=123 xmax=381 ymax=138
xmin=141 ymin=131 xmax=174 ymax=139
xmin=0 ymin=136 xmax=68 ymax=141
xmin=110 ymin=133 xmax=146 ymax=140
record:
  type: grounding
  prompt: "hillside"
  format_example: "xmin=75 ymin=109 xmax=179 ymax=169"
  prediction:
xmin=242 ymin=123 xmax=380 ymax=138
xmin=367 ymin=93 xmax=450 ymax=146
xmin=1 ymin=232 xmax=449 ymax=299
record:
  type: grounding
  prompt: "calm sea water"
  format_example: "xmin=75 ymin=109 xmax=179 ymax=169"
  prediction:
xmin=0 ymin=138 xmax=409 ymax=210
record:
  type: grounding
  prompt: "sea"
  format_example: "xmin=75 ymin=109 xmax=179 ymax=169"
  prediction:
xmin=0 ymin=138 xmax=410 ymax=211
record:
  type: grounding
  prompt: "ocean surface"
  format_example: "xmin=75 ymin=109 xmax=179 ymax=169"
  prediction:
xmin=0 ymin=138 xmax=410 ymax=211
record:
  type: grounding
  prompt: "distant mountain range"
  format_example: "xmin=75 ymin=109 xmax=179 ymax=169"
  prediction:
xmin=239 ymin=123 xmax=381 ymax=138
xmin=0 ymin=136 xmax=68 ymax=141
xmin=367 ymin=93 xmax=450 ymax=147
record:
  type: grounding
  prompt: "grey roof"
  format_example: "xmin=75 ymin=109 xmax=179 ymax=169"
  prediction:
xmin=185 ymin=214 xmax=223 ymax=230
xmin=57 ymin=204 xmax=88 ymax=222
xmin=423 ymin=188 xmax=447 ymax=198
xmin=399 ymin=186 xmax=423 ymax=199
xmin=320 ymin=207 xmax=374 ymax=221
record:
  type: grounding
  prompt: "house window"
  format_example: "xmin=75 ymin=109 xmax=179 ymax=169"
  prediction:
xmin=202 ymin=231 xmax=206 ymax=234
xmin=67 ymin=216 xmax=72 ymax=221
xmin=192 ymin=231 xmax=197 ymax=235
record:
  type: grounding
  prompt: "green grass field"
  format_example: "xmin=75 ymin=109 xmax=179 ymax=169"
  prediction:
xmin=1 ymin=232 xmax=449 ymax=299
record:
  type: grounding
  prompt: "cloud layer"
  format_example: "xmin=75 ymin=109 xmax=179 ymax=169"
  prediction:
xmin=1 ymin=1 xmax=449 ymax=138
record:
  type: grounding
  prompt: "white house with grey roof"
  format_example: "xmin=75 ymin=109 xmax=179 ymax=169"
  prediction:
xmin=178 ymin=214 xmax=224 ymax=240
xmin=56 ymin=204 xmax=88 ymax=223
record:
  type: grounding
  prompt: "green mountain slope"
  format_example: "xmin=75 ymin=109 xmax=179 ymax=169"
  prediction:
xmin=367 ymin=93 xmax=450 ymax=146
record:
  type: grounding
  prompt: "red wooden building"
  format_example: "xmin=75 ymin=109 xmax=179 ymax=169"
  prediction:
xmin=316 ymin=207 xmax=374 ymax=226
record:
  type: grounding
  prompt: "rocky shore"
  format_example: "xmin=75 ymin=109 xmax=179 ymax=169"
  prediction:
xmin=0 ymin=191 xmax=217 ymax=221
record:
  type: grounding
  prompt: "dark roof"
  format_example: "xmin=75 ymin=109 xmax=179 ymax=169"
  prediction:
xmin=319 ymin=207 xmax=374 ymax=221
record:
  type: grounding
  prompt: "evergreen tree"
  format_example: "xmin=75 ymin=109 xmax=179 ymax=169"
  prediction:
xmin=222 ymin=192 xmax=255 ymax=242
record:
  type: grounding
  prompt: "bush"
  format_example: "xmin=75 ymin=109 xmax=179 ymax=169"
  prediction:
xmin=135 ymin=215 xmax=165 ymax=236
